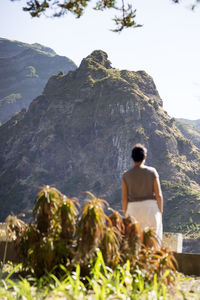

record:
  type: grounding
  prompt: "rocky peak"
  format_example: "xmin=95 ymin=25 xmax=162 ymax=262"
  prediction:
xmin=86 ymin=50 xmax=112 ymax=68
xmin=79 ymin=50 xmax=112 ymax=70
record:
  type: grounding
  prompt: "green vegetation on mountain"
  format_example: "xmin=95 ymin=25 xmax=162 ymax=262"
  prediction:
xmin=0 ymin=93 xmax=22 ymax=106
xmin=177 ymin=118 xmax=200 ymax=131
xmin=162 ymin=180 xmax=200 ymax=232
xmin=176 ymin=119 xmax=200 ymax=149
xmin=0 ymin=50 xmax=200 ymax=234
xmin=0 ymin=37 xmax=77 ymax=124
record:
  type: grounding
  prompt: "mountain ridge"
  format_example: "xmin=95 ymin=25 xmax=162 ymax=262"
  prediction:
xmin=0 ymin=37 xmax=77 ymax=124
xmin=177 ymin=118 xmax=200 ymax=131
xmin=0 ymin=50 xmax=200 ymax=233
xmin=0 ymin=37 xmax=56 ymax=57
xmin=176 ymin=119 xmax=200 ymax=149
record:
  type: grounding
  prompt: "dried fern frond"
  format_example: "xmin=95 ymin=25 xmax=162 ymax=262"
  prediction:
xmin=108 ymin=210 xmax=125 ymax=234
xmin=75 ymin=193 xmax=108 ymax=263
xmin=59 ymin=196 xmax=79 ymax=241
xmin=100 ymin=225 xmax=122 ymax=267
xmin=142 ymin=227 xmax=159 ymax=249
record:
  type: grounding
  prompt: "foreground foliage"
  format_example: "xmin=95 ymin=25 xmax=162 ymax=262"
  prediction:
xmin=9 ymin=186 xmax=175 ymax=280
xmin=0 ymin=260 xmax=199 ymax=299
xmin=1 ymin=186 xmax=180 ymax=298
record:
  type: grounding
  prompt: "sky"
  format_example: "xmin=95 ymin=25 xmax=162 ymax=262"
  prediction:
xmin=1 ymin=0 xmax=200 ymax=120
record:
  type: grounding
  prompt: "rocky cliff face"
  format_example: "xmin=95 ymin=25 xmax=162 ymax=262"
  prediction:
xmin=0 ymin=38 xmax=77 ymax=124
xmin=0 ymin=50 xmax=200 ymax=233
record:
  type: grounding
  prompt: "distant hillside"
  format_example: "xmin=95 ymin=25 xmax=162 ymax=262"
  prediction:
xmin=0 ymin=38 xmax=56 ymax=57
xmin=0 ymin=50 xmax=200 ymax=234
xmin=176 ymin=119 xmax=200 ymax=149
xmin=0 ymin=38 xmax=77 ymax=124
xmin=177 ymin=119 xmax=200 ymax=131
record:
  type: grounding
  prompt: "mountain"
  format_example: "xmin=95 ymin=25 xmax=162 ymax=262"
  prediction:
xmin=176 ymin=119 xmax=200 ymax=149
xmin=0 ymin=50 xmax=200 ymax=233
xmin=0 ymin=38 xmax=77 ymax=124
xmin=177 ymin=119 xmax=200 ymax=131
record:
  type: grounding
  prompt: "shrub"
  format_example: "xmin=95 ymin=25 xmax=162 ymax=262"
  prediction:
xmin=16 ymin=186 xmax=176 ymax=283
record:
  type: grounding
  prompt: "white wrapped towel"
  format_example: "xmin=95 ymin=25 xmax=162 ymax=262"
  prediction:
xmin=126 ymin=200 xmax=163 ymax=246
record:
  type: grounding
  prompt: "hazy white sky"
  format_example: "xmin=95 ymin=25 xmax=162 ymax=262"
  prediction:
xmin=1 ymin=0 xmax=200 ymax=120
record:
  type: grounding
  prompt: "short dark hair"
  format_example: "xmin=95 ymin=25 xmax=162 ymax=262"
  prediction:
xmin=131 ymin=144 xmax=147 ymax=162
